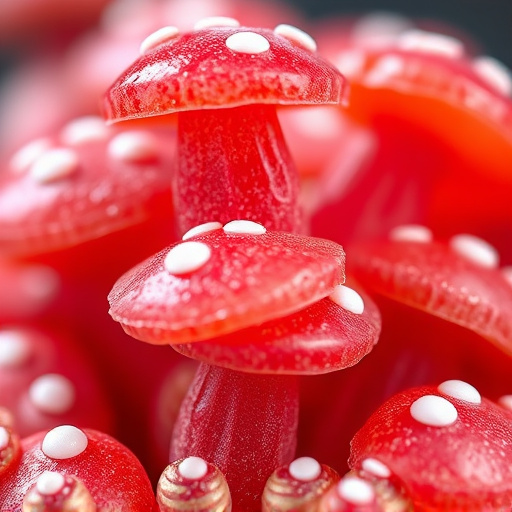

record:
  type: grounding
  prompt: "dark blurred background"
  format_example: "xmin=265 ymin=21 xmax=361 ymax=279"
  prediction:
xmin=296 ymin=0 xmax=512 ymax=67
xmin=0 ymin=0 xmax=511 ymax=65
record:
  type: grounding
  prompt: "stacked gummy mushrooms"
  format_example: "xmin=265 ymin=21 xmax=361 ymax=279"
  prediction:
xmin=1 ymin=1 xmax=512 ymax=511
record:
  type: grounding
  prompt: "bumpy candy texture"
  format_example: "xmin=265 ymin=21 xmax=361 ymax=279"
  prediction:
xmin=109 ymin=227 xmax=346 ymax=344
xmin=349 ymin=384 xmax=512 ymax=510
xmin=0 ymin=427 xmax=158 ymax=511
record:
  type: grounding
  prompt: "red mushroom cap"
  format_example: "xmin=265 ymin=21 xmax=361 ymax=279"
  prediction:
xmin=108 ymin=220 xmax=346 ymax=344
xmin=104 ymin=24 xmax=347 ymax=122
xmin=0 ymin=426 xmax=158 ymax=511
xmin=173 ymin=283 xmax=380 ymax=375
xmin=349 ymin=228 xmax=512 ymax=355
xmin=349 ymin=382 xmax=512 ymax=510
xmin=0 ymin=117 xmax=175 ymax=258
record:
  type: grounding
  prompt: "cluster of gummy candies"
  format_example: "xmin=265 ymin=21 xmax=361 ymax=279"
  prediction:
xmin=0 ymin=0 xmax=512 ymax=510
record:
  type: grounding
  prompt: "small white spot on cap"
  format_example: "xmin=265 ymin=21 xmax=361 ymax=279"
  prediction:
xmin=410 ymin=395 xmax=458 ymax=427
xmin=396 ymin=29 xmax=464 ymax=58
xmin=450 ymin=234 xmax=499 ymax=268
xmin=178 ymin=456 xmax=208 ymax=480
xmin=42 ymin=425 xmax=88 ymax=460
xmin=337 ymin=476 xmax=375 ymax=505
xmin=182 ymin=222 xmax=222 ymax=240
xmin=288 ymin=457 xmax=322 ymax=482
xmin=194 ymin=17 xmax=240 ymax=30
xmin=164 ymin=241 xmax=211 ymax=275
xmin=223 ymin=220 xmax=266 ymax=235
xmin=498 ymin=395 xmax=512 ymax=411
xmin=329 ymin=285 xmax=365 ymax=315
xmin=502 ymin=266 xmax=512 ymax=287
xmin=30 ymin=148 xmax=79 ymax=184
xmin=108 ymin=131 xmax=159 ymax=162
xmin=19 ymin=265 xmax=60 ymax=304
xmin=351 ymin=12 xmax=413 ymax=48
xmin=9 ymin=138 xmax=52 ymax=174
xmin=363 ymin=55 xmax=405 ymax=87
xmin=0 ymin=426 xmax=9 ymax=450
xmin=335 ymin=49 xmax=366 ymax=78
xmin=140 ymin=26 xmax=180 ymax=54
xmin=226 ymin=31 xmax=270 ymax=54
xmin=29 ymin=374 xmax=76 ymax=415
xmin=473 ymin=56 xmax=512 ymax=97
xmin=274 ymin=24 xmax=317 ymax=52
xmin=361 ymin=458 xmax=391 ymax=478
xmin=0 ymin=329 xmax=32 ymax=367
xmin=60 ymin=116 xmax=109 ymax=145
xmin=389 ymin=224 xmax=433 ymax=243
xmin=36 ymin=471 xmax=66 ymax=496
xmin=438 ymin=380 xmax=481 ymax=405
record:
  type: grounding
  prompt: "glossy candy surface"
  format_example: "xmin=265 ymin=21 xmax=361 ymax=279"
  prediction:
xmin=173 ymin=286 xmax=380 ymax=374
xmin=349 ymin=232 xmax=512 ymax=354
xmin=349 ymin=383 xmax=512 ymax=510
xmin=104 ymin=26 xmax=346 ymax=120
xmin=0 ymin=426 xmax=158 ymax=511
xmin=109 ymin=225 xmax=346 ymax=344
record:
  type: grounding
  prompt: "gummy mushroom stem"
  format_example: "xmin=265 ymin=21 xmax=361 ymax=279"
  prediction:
xmin=171 ymin=364 xmax=299 ymax=512
xmin=176 ymin=105 xmax=300 ymax=235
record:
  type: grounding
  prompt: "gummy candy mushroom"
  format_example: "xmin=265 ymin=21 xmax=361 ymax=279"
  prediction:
xmin=0 ymin=425 xmax=158 ymax=511
xmin=348 ymin=228 xmax=512 ymax=397
xmin=349 ymin=381 xmax=512 ymax=510
xmin=104 ymin=19 xmax=347 ymax=235
xmin=0 ymin=115 xmax=176 ymax=278
xmin=312 ymin=26 xmax=512 ymax=255
xmin=109 ymin=220 xmax=381 ymax=511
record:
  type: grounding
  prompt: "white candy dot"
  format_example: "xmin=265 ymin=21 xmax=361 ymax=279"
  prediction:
xmin=361 ymin=458 xmax=391 ymax=478
xmin=223 ymin=220 xmax=266 ymax=235
xmin=30 ymin=148 xmax=79 ymax=184
xmin=410 ymin=395 xmax=458 ymax=427
xmin=42 ymin=425 xmax=88 ymax=460
xmin=226 ymin=31 xmax=270 ymax=54
xmin=29 ymin=374 xmax=76 ymax=414
xmin=498 ymin=395 xmax=512 ymax=411
xmin=178 ymin=456 xmax=208 ymax=480
xmin=502 ymin=266 xmax=512 ymax=287
xmin=396 ymin=29 xmax=464 ymax=58
xmin=108 ymin=131 xmax=159 ymax=162
xmin=182 ymin=222 xmax=222 ymax=240
xmin=274 ymin=24 xmax=317 ymax=52
xmin=9 ymin=138 xmax=52 ymax=173
xmin=473 ymin=56 xmax=512 ymax=96
xmin=0 ymin=329 xmax=32 ymax=367
xmin=450 ymin=234 xmax=499 ymax=268
xmin=60 ymin=116 xmax=109 ymax=145
xmin=0 ymin=426 xmax=9 ymax=450
xmin=389 ymin=224 xmax=433 ymax=243
xmin=36 ymin=471 xmax=66 ymax=496
xmin=329 ymin=285 xmax=365 ymax=315
xmin=337 ymin=476 xmax=375 ymax=505
xmin=438 ymin=380 xmax=481 ymax=405
xmin=288 ymin=457 xmax=322 ymax=482
xmin=164 ymin=241 xmax=211 ymax=275
xmin=335 ymin=49 xmax=366 ymax=78
xmin=364 ymin=55 xmax=405 ymax=87
xmin=140 ymin=26 xmax=180 ymax=54
xmin=194 ymin=17 xmax=240 ymax=30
